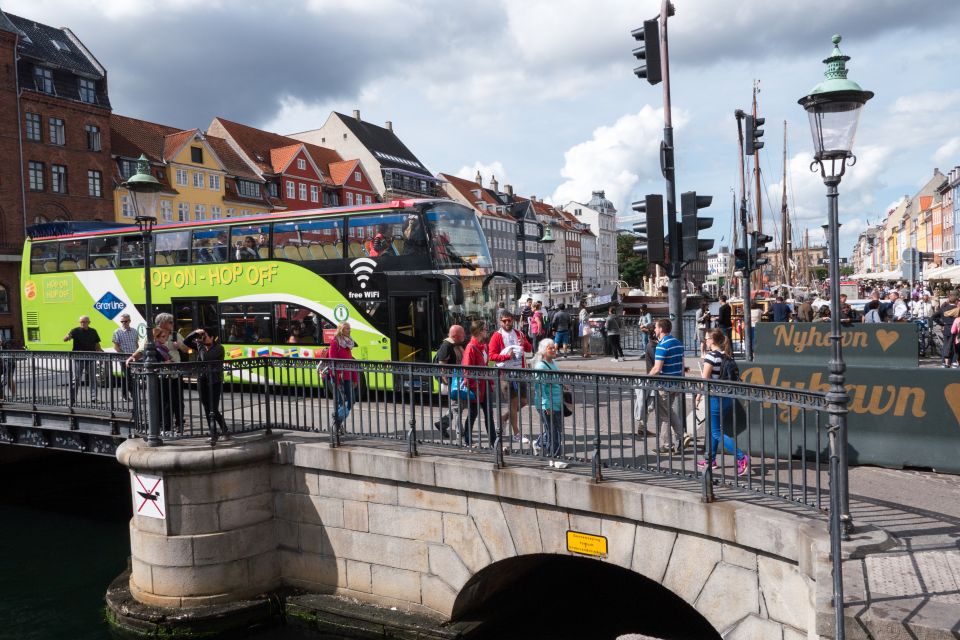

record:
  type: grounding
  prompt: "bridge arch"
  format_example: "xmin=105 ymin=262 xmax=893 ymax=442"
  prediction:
xmin=451 ymin=554 xmax=721 ymax=640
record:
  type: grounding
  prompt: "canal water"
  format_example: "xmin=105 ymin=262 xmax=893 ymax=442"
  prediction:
xmin=0 ymin=449 xmax=314 ymax=640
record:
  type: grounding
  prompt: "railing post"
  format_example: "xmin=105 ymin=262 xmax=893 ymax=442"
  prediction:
xmin=407 ymin=364 xmax=418 ymax=457
xmin=262 ymin=358 xmax=272 ymax=437
xmin=329 ymin=358 xmax=340 ymax=447
xmin=701 ymin=381 xmax=715 ymax=503
xmin=494 ymin=368 xmax=504 ymax=469
xmin=592 ymin=376 xmax=603 ymax=482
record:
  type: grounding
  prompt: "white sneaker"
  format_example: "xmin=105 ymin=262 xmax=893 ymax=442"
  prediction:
xmin=553 ymin=461 xmax=569 ymax=470
xmin=532 ymin=442 xmax=541 ymax=456
xmin=611 ymin=358 xmax=619 ymax=362
xmin=548 ymin=460 xmax=555 ymax=467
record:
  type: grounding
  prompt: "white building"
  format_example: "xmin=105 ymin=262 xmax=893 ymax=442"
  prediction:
xmin=562 ymin=191 xmax=618 ymax=287
xmin=708 ymin=247 xmax=731 ymax=277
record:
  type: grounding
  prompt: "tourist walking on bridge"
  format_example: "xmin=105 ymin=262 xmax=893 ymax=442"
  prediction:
xmin=605 ymin=307 xmax=624 ymax=362
xmin=697 ymin=329 xmax=749 ymax=476
xmin=489 ymin=310 xmax=532 ymax=445
xmin=329 ymin=322 xmax=359 ymax=433
xmin=112 ymin=313 xmax=138 ymax=401
xmin=462 ymin=320 xmax=495 ymax=447
xmin=185 ymin=328 xmax=230 ymax=445
xmin=434 ymin=324 xmax=465 ymax=438
xmin=531 ymin=339 xmax=567 ymax=467
xmin=64 ymin=315 xmax=102 ymax=403
xmin=649 ymin=319 xmax=689 ymax=454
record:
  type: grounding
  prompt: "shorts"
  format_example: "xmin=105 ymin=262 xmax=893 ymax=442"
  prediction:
xmin=500 ymin=379 xmax=528 ymax=401
xmin=554 ymin=330 xmax=570 ymax=346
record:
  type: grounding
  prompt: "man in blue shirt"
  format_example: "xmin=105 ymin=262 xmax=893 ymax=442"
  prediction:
xmin=771 ymin=296 xmax=792 ymax=322
xmin=648 ymin=318 xmax=689 ymax=453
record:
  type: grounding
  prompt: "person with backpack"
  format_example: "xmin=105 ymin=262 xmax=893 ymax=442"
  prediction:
xmin=433 ymin=325 xmax=465 ymax=438
xmin=697 ymin=328 xmax=749 ymax=476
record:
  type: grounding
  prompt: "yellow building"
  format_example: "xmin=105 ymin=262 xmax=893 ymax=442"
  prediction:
xmin=111 ymin=115 xmax=273 ymax=223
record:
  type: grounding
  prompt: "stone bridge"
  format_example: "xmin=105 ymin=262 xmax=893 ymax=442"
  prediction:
xmin=111 ymin=432 xmax=878 ymax=639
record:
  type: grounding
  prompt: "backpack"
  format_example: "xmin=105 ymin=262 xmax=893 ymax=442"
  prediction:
xmin=718 ymin=354 xmax=740 ymax=382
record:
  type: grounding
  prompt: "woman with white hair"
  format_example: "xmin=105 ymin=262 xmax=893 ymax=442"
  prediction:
xmin=530 ymin=338 xmax=567 ymax=468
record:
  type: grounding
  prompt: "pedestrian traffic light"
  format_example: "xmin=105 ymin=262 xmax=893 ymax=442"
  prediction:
xmin=680 ymin=191 xmax=714 ymax=262
xmin=751 ymin=232 xmax=772 ymax=269
xmin=744 ymin=115 xmax=765 ymax=156
xmin=734 ymin=248 xmax=748 ymax=271
xmin=632 ymin=194 xmax=665 ymax=265
xmin=631 ymin=19 xmax=662 ymax=85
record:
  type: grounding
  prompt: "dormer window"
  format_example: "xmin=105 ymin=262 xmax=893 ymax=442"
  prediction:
xmin=34 ymin=67 xmax=54 ymax=94
xmin=78 ymin=78 xmax=96 ymax=104
xmin=297 ymin=158 xmax=306 ymax=170
xmin=51 ymin=39 xmax=71 ymax=53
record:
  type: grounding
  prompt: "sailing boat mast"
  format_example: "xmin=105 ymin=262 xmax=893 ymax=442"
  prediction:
xmin=752 ymin=81 xmax=763 ymax=292
xmin=781 ymin=120 xmax=791 ymax=288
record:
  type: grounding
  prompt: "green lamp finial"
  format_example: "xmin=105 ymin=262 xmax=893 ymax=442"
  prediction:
xmin=803 ymin=33 xmax=872 ymax=98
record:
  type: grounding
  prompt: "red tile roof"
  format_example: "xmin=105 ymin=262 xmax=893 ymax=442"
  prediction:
xmin=110 ymin=114 xmax=181 ymax=162
xmin=206 ymin=135 xmax=261 ymax=181
xmin=328 ymin=160 xmax=359 ymax=186
xmin=162 ymin=129 xmax=200 ymax=162
xmin=440 ymin=173 xmax=515 ymax=220
xmin=269 ymin=144 xmax=302 ymax=174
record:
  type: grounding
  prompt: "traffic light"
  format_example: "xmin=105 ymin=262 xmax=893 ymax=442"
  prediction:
xmin=751 ymin=232 xmax=772 ymax=269
xmin=631 ymin=19 xmax=662 ymax=85
xmin=734 ymin=248 xmax=749 ymax=271
xmin=744 ymin=115 xmax=765 ymax=156
xmin=632 ymin=194 xmax=665 ymax=265
xmin=680 ymin=191 xmax=714 ymax=262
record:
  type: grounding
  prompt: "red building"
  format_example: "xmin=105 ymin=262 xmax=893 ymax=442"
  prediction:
xmin=0 ymin=11 xmax=114 ymax=342
xmin=328 ymin=159 xmax=378 ymax=207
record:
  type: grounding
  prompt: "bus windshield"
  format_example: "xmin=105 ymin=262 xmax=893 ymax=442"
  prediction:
xmin=424 ymin=204 xmax=492 ymax=270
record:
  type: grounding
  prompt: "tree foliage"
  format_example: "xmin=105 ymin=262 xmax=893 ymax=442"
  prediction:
xmin=616 ymin=234 xmax=648 ymax=288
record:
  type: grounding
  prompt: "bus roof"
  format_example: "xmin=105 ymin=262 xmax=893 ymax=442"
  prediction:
xmin=25 ymin=198 xmax=449 ymax=241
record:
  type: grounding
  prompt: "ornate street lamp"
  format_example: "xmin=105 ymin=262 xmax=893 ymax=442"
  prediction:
xmin=121 ymin=155 xmax=163 ymax=447
xmin=799 ymin=35 xmax=872 ymax=640
xmin=540 ymin=227 xmax=556 ymax=306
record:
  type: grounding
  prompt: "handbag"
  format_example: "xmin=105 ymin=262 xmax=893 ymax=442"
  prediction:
xmin=449 ymin=372 xmax=476 ymax=401
xmin=562 ymin=390 xmax=573 ymax=417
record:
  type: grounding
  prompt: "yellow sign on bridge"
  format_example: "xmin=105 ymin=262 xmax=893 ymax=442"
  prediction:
xmin=566 ymin=530 xmax=608 ymax=558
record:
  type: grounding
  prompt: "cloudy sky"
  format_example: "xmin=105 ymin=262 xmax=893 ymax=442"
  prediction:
xmin=7 ymin=0 xmax=960 ymax=255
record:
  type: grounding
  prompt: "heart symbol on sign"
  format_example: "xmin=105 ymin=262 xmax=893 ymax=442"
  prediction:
xmin=944 ymin=383 xmax=960 ymax=426
xmin=875 ymin=329 xmax=899 ymax=352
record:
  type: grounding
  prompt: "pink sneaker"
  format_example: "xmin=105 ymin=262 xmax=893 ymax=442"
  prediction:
xmin=737 ymin=456 xmax=750 ymax=477
xmin=697 ymin=459 xmax=718 ymax=470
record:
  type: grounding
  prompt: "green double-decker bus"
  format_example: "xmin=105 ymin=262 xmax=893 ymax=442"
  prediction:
xmin=22 ymin=199 xmax=509 ymax=385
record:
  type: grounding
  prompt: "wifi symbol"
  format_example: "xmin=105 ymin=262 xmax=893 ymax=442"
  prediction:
xmin=350 ymin=257 xmax=377 ymax=289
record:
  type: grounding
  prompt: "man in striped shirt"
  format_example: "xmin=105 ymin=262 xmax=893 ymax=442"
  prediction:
xmin=648 ymin=318 xmax=689 ymax=453
xmin=112 ymin=313 xmax=139 ymax=400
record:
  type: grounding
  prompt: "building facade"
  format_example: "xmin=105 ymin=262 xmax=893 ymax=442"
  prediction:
xmin=562 ymin=191 xmax=618 ymax=287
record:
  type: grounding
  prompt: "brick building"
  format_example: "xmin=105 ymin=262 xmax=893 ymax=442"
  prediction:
xmin=0 ymin=11 xmax=113 ymax=341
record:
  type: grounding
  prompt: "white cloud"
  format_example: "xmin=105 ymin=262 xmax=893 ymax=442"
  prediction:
xmin=934 ymin=137 xmax=960 ymax=165
xmin=455 ymin=161 xmax=509 ymax=187
xmin=551 ymin=106 xmax=685 ymax=211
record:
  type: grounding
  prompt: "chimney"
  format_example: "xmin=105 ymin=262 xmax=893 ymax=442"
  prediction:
xmin=489 ymin=175 xmax=499 ymax=192
xmin=475 ymin=171 xmax=482 ymax=185
xmin=385 ymin=120 xmax=393 ymax=132
xmin=531 ymin=195 xmax=536 ymax=202
xmin=505 ymin=184 xmax=513 ymax=196
xmin=352 ymin=109 xmax=361 ymax=121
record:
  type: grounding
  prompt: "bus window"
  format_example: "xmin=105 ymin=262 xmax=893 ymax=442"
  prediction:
xmin=424 ymin=204 xmax=492 ymax=270
xmin=348 ymin=213 xmax=406 ymax=259
xmin=191 ymin=228 xmax=229 ymax=264
xmin=155 ymin=231 xmax=190 ymax=265
xmin=119 ymin=236 xmax=146 ymax=268
xmin=30 ymin=243 xmax=58 ymax=274
xmin=89 ymin=236 xmax=119 ymax=269
xmin=275 ymin=304 xmax=319 ymax=344
xmin=221 ymin=303 xmax=272 ymax=343
xmin=58 ymin=239 xmax=88 ymax=271
xmin=231 ymin=224 xmax=269 ymax=261
xmin=273 ymin=218 xmax=342 ymax=262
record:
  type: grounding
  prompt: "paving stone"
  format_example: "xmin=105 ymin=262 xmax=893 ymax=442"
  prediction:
xmin=442 ymin=513 xmax=491 ymax=574
xmin=535 ymin=507 xmax=570 ymax=554
xmin=725 ymin=613 xmax=784 ymax=640
xmin=299 ymin=494 xmax=345 ymax=528
xmin=368 ymin=503 xmax=443 ymax=542
xmin=428 ymin=543 xmax=472 ymax=592
xmin=467 ymin=496 xmax=516 ymax=561
xmin=398 ymin=486 xmax=468 ymax=514
xmin=502 ymin=500 xmax=544 ymax=555
xmin=345 ymin=559 xmax=372 ymax=593
xmin=218 ymin=492 xmax=273 ymax=531
xmin=371 ymin=564 xmax=421 ymax=604
xmin=758 ymin=556 xmax=813 ymax=631
xmin=601 ymin=517 xmax=637 ymax=569
xmin=343 ymin=500 xmax=369 ymax=532
xmin=631 ymin=526 xmax=677 ymax=584
xmin=694 ymin=562 xmax=759 ymax=634
xmin=662 ymin=533 xmax=722 ymax=604
xmin=421 ymin=574 xmax=457 ymax=616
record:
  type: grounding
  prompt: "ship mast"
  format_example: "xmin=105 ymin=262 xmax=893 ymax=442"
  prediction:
xmin=752 ymin=81 xmax=763 ymax=292
xmin=781 ymin=120 xmax=792 ymax=288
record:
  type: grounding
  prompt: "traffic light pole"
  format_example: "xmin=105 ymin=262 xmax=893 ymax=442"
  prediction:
xmin=658 ymin=0 xmax=684 ymax=341
xmin=736 ymin=111 xmax=753 ymax=360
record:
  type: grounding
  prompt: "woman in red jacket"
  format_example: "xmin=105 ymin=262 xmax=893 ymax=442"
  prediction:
xmin=461 ymin=320 xmax=495 ymax=446
xmin=328 ymin=322 xmax=359 ymax=432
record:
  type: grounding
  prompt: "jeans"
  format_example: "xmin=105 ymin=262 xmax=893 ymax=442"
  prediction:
xmin=199 ymin=377 xmax=227 ymax=438
xmin=608 ymin=334 xmax=624 ymax=359
xmin=535 ymin=408 xmax=563 ymax=457
xmin=333 ymin=379 xmax=355 ymax=428
xmin=70 ymin=358 xmax=98 ymax=403
xmin=707 ymin=396 xmax=745 ymax=462
xmin=464 ymin=397 xmax=496 ymax=446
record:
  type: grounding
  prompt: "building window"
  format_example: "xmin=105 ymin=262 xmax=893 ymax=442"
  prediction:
xmin=176 ymin=169 xmax=188 ymax=186
xmin=240 ymin=209 xmax=251 ymax=217
xmin=87 ymin=170 xmax=102 ymax=197
xmin=48 ymin=117 xmax=65 ymax=145
xmin=266 ymin=182 xmax=278 ymax=198
xmin=226 ymin=208 xmax=235 ymax=218
xmin=209 ymin=174 xmax=221 ymax=191
xmin=85 ymin=124 xmax=101 ymax=151
xmin=299 ymin=183 xmax=307 ymax=200
xmin=28 ymin=161 xmax=44 ymax=191
xmin=26 ymin=113 xmax=42 ymax=141
xmin=119 ymin=159 xmax=137 ymax=179
xmin=195 ymin=204 xmax=206 ymax=220
xmin=34 ymin=66 xmax=54 ymax=94
xmin=310 ymin=185 xmax=319 ymax=202
xmin=121 ymin=195 xmax=133 ymax=218
xmin=193 ymin=172 xmax=204 ymax=188
xmin=0 ymin=284 xmax=8 ymax=313
xmin=78 ymin=78 xmax=96 ymax=104
xmin=211 ymin=205 xmax=222 ymax=220
xmin=178 ymin=202 xmax=189 ymax=222
xmin=237 ymin=181 xmax=261 ymax=198
xmin=346 ymin=192 xmax=354 ymax=206
xmin=365 ymin=195 xmax=372 ymax=204
xmin=286 ymin=180 xmax=295 ymax=199
xmin=297 ymin=158 xmax=306 ymax=170
xmin=160 ymin=200 xmax=173 ymax=221
xmin=191 ymin=147 xmax=203 ymax=163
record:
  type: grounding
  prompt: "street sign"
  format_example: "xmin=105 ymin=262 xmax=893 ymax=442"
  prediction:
xmin=132 ymin=472 xmax=165 ymax=519
xmin=819 ymin=258 xmax=848 ymax=265
xmin=566 ymin=530 xmax=608 ymax=557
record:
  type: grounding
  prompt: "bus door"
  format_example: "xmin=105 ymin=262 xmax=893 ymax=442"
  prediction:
xmin=389 ymin=293 xmax=434 ymax=363
xmin=171 ymin=297 xmax=220 ymax=343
